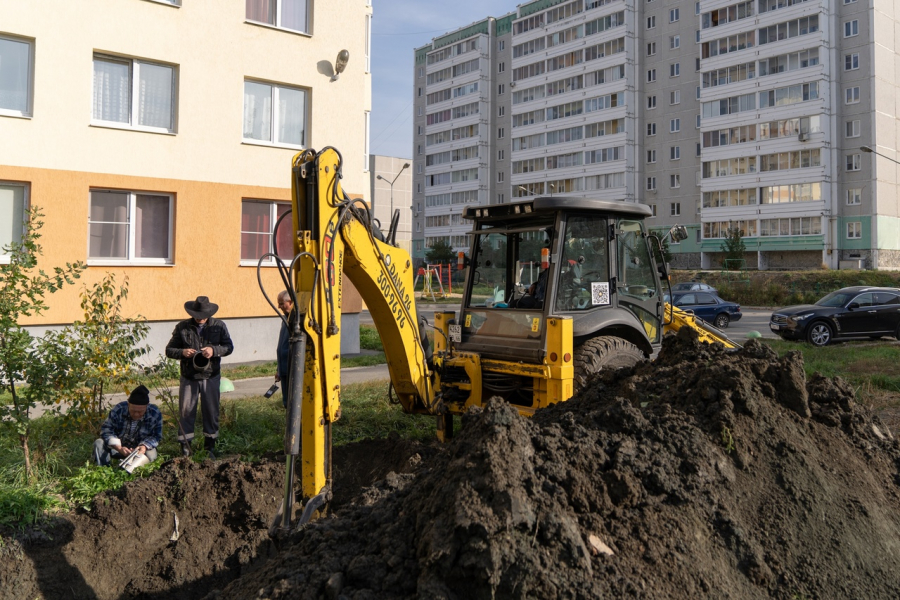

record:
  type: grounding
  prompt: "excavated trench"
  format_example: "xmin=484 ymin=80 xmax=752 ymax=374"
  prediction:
xmin=3 ymin=328 xmax=900 ymax=599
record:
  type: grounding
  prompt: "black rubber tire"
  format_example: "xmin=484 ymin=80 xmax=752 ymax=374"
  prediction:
xmin=806 ymin=321 xmax=833 ymax=347
xmin=713 ymin=313 xmax=730 ymax=329
xmin=573 ymin=336 xmax=645 ymax=393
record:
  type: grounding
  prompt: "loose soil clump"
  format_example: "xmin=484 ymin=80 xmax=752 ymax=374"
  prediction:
xmin=216 ymin=329 xmax=900 ymax=599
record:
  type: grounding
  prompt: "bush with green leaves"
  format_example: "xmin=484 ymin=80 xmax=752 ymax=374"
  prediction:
xmin=0 ymin=208 xmax=85 ymax=480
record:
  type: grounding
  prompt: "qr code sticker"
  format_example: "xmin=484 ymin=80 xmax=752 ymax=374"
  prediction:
xmin=449 ymin=324 xmax=461 ymax=343
xmin=591 ymin=282 xmax=610 ymax=305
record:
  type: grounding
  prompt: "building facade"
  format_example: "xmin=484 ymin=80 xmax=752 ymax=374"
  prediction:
xmin=369 ymin=154 xmax=413 ymax=254
xmin=1 ymin=0 xmax=372 ymax=361
xmin=413 ymin=0 xmax=900 ymax=270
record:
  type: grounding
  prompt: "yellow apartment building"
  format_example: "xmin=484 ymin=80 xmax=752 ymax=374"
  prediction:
xmin=1 ymin=0 xmax=372 ymax=361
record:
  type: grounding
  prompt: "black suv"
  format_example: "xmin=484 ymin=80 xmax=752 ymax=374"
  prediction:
xmin=770 ymin=286 xmax=900 ymax=346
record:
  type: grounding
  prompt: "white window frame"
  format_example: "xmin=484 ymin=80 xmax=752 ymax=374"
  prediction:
xmin=364 ymin=110 xmax=370 ymax=170
xmin=647 ymin=69 xmax=657 ymax=82
xmin=649 ymin=203 xmax=657 ymax=217
xmin=240 ymin=199 xmax=293 ymax=267
xmin=92 ymin=54 xmax=177 ymax=134
xmin=847 ymin=154 xmax=861 ymax=171
xmin=847 ymin=188 xmax=861 ymax=205
xmin=648 ymin=95 xmax=657 ymax=109
xmin=847 ymin=221 xmax=861 ymax=239
xmin=846 ymin=86 xmax=860 ymax=104
xmin=365 ymin=14 xmax=372 ymax=72
xmin=670 ymin=35 xmax=680 ymax=49
xmin=0 ymin=181 xmax=28 ymax=263
xmin=670 ymin=146 xmax=681 ymax=160
xmin=670 ymin=202 xmax=681 ymax=216
xmin=648 ymin=42 xmax=657 ymax=56
xmin=647 ymin=122 xmax=657 ymax=136
xmin=670 ymin=63 xmax=680 ymax=77
xmin=844 ymin=20 xmax=858 ymax=38
xmin=0 ymin=34 xmax=34 ymax=118
xmin=245 ymin=0 xmax=311 ymax=35
xmin=87 ymin=189 xmax=174 ymax=265
xmin=647 ymin=16 xmax=656 ymax=29
xmin=242 ymin=79 xmax=309 ymax=149
xmin=669 ymin=8 xmax=680 ymax=23
xmin=647 ymin=149 xmax=657 ymax=163
xmin=647 ymin=177 xmax=657 ymax=190
xmin=845 ymin=53 xmax=859 ymax=71
xmin=670 ymin=118 xmax=681 ymax=133
xmin=670 ymin=174 xmax=681 ymax=188
xmin=670 ymin=90 xmax=681 ymax=105
xmin=846 ymin=119 xmax=860 ymax=138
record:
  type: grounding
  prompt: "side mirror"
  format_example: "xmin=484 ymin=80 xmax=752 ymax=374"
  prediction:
xmin=847 ymin=302 xmax=859 ymax=310
xmin=473 ymin=270 xmax=481 ymax=285
xmin=668 ymin=225 xmax=688 ymax=243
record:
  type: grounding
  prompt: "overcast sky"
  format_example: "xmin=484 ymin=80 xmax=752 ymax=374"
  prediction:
xmin=369 ymin=0 xmax=514 ymax=159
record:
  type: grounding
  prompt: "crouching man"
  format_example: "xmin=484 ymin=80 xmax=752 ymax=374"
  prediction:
xmin=92 ymin=385 xmax=162 ymax=467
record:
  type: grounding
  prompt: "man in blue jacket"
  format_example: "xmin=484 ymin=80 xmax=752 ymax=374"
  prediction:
xmin=165 ymin=296 xmax=234 ymax=458
xmin=93 ymin=385 xmax=162 ymax=467
xmin=275 ymin=290 xmax=294 ymax=409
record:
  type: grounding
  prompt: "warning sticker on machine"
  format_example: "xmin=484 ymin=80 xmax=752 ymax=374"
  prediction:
xmin=449 ymin=324 xmax=461 ymax=343
xmin=592 ymin=282 xmax=610 ymax=305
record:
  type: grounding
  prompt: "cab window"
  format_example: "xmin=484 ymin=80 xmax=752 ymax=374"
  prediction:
xmin=555 ymin=215 xmax=609 ymax=311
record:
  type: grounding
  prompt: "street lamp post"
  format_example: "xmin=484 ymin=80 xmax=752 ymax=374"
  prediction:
xmin=376 ymin=162 xmax=411 ymax=222
xmin=861 ymin=145 xmax=900 ymax=166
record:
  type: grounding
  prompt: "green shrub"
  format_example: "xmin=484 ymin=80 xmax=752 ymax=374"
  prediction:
xmin=0 ymin=482 xmax=66 ymax=527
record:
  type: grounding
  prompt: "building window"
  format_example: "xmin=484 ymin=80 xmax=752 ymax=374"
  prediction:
xmin=417 ymin=125 xmax=423 ymax=135
xmin=647 ymin=149 xmax=657 ymax=163
xmin=498 ymin=40 xmax=505 ymax=51
xmin=696 ymin=114 xmax=701 ymax=128
xmin=647 ymin=69 xmax=657 ymax=82
xmin=670 ymin=35 xmax=680 ymax=49
xmin=847 ymin=222 xmax=861 ymax=239
xmin=417 ymin=164 xmax=422 ymax=174
xmin=498 ymin=172 xmax=504 ymax=182
xmin=417 ymin=183 xmax=422 ymax=193
xmin=846 ymin=120 xmax=860 ymax=138
xmin=696 ymin=57 xmax=701 ymax=71
xmin=844 ymin=20 xmax=859 ymax=38
xmin=670 ymin=174 xmax=680 ymax=188
xmin=418 ymin=67 xmax=423 ymax=78
xmin=647 ymin=177 xmax=657 ymax=190
xmin=365 ymin=14 xmax=372 ymax=72
xmin=417 ymin=144 xmax=422 ymax=154
xmin=364 ymin=111 xmax=370 ymax=169
xmin=649 ymin=203 xmax=657 ymax=217
xmin=847 ymin=154 xmax=861 ymax=171
xmin=499 ymin=62 xmax=505 ymax=73
xmin=88 ymin=190 xmax=173 ymax=263
xmin=670 ymin=90 xmax=680 ymax=105
xmin=845 ymin=86 xmax=860 ymax=104
xmin=695 ymin=1 xmax=700 ymax=14
xmin=845 ymin=53 xmax=859 ymax=71
xmin=498 ymin=149 xmax=504 ymax=160
xmin=647 ymin=123 xmax=657 ymax=136
xmin=0 ymin=34 xmax=34 ymax=117
xmin=670 ymin=63 xmax=680 ymax=77
xmin=0 ymin=182 xmax=27 ymax=262
xmin=696 ymin=142 xmax=701 ymax=156
xmin=847 ymin=188 xmax=861 ymax=205
xmin=418 ymin=87 xmax=422 ymax=97
xmin=648 ymin=42 xmax=657 ymax=55
xmin=670 ymin=146 xmax=680 ymax=160
xmin=499 ymin=106 xmax=505 ymax=117
xmin=844 ymin=0 xmax=857 ymax=3
xmin=240 ymin=200 xmax=293 ymax=265
xmin=498 ymin=127 xmax=505 ymax=138
xmin=669 ymin=8 xmax=679 ymax=23
xmin=670 ymin=118 xmax=680 ymax=133
xmin=499 ymin=84 xmax=505 ymax=95
xmin=648 ymin=95 xmax=657 ymax=109
xmin=647 ymin=16 xmax=656 ymax=29
xmin=243 ymin=80 xmax=307 ymax=147
xmin=417 ymin=106 xmax=422 ymax=116
xmin=246 ymin=0 xmax=310 ymax=34
xmin=498 ymin=193 xmax=504 ymax=203
xmin=670 ymin=202 xmax=680 ymax=216
xmin=93 ymin=54 xmax=176 ymax=133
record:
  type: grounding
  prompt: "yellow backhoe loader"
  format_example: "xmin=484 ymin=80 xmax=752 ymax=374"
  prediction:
xmin=262 ymin=147 xmax=737 ymax=532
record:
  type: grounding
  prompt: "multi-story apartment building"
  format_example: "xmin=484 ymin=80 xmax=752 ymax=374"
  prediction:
xmin=1 ymin=0 xmax=372 ymax=360
xmin=413 ymin=0 xmax=900 ymax=270
xmin=369 ymin=155 xmax=413 ymax=254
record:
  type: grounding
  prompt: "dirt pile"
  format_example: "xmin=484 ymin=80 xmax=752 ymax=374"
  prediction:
xmin=215 ymin=328 xmax=900 ymax=600
xmin=0 ymin=439 xmax=433 ymax=600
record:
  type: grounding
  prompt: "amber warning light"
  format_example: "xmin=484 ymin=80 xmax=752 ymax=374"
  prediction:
xmin=458 ymin=251 xmax=465 ymax=270
xmin=541 ymin=247 xmax=550 ymax=270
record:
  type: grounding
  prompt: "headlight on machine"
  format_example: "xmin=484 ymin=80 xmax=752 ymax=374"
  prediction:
xmin=790 ymin=313 xmax=814 ymax=322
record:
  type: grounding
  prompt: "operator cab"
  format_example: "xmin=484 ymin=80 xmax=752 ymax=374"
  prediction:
xmin=458 ymin=197 xmax=662 ymax=363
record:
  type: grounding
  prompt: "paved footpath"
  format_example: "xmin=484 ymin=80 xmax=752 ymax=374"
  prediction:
xmin=30 ymin=363 xmax=390 ymax=419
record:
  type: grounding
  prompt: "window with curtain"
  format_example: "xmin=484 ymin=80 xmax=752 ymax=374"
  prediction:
xmin=93 ymin=55 xmax=176 ymax=132
xmin=241 ymin=200 xmax=293 ymax=264
xmin=0 ymin=34 xmax=34 ymax=116
xmin=1 ymin=183 xmax=27 ymax=262
xmin=243 ymin=80 xmax=307 ymax=147
xmin=88 ymin=190 xmax=172 ymax=262
xmin=246 ymin=0 xmax=310 ymax=34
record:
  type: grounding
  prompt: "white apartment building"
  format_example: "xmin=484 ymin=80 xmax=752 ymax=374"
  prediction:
xmin=414 ymin=0 xmax=900 ymax=270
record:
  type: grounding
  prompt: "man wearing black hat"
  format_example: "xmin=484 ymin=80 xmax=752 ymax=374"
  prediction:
xmin=165 ymin=296 xmax=234 ymax=458
xmin=93 ymin=385 xmax=162 ymax=467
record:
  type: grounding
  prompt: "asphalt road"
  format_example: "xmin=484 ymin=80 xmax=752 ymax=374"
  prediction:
xmin=361 ymin=304 xmax=778 ymax=342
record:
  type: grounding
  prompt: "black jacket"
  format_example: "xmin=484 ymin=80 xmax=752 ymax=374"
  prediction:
xmin=165 ymin=317 xmax=234 ymax=380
